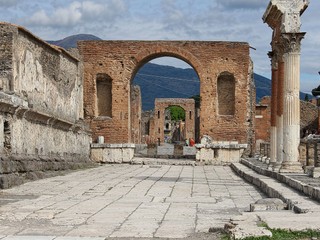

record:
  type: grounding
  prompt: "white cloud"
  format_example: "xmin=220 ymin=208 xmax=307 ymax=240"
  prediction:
xmin=24 ymin=0 xmax=126 ymax=28
xmin=25 ymin=2 xmax=82 ymax=27
xmin=0 ymin=0 xmax=318 ymax=86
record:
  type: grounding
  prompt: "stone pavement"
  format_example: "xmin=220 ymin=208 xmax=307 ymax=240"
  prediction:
xmin=0 ymin=163 xmax=265 ymax=239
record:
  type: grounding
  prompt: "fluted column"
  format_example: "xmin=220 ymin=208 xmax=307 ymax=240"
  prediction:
xmin=280 ymin=33 xmax=305 ymax=173
xmin=268 ymin=52 xmax=278 ymax=170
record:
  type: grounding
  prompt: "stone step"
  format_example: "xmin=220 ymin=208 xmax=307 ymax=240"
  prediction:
xmin=249 ymin=198 xmax=287 ymax=212
xmin=241 ymin=158 xmax=320 ymax=203
xmin=231 ymin=162 xmax=320 ymax=214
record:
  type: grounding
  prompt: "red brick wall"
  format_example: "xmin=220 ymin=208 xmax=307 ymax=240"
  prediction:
xmin=255 ymin=97 xmax=319 ymax=144
xmin=255 ymin=97 xmax=271 ymax=143
xmin=78 ymin=41 xmax=252 ymax=144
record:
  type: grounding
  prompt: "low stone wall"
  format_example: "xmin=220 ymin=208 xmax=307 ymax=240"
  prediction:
xmin=0 ymin=94 xmax=92 ymax=189
xmin=91 ymin=144 xmax=135 ymax=163
xmin=195 ymin=142 xmax=248 ymax=165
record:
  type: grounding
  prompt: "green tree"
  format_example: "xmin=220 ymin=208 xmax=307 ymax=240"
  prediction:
xmin=304 ymin=94 xmax=309 ymax=102
xmin=168 ymin=106 xmax=185 ymax=121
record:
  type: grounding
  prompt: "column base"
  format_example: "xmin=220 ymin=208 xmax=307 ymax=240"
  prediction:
xmin=279 ymin=162 xmax=304 ymax=173
xmin=268 ymin=162 xmax=281 ymax=172
xmin=311 ymin=167 xmax=320 ymax=178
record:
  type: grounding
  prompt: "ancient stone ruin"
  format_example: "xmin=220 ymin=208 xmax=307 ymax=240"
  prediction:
xmin=0 ymin=21 xmax=256 ymax=187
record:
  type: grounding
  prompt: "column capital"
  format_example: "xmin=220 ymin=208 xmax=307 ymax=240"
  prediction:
xmin=281 ymin=32 xmax=305 ymax=54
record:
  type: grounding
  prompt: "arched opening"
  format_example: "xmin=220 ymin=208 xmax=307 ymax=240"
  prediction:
xmin=164 ymin=105 xmax=186 ymax=144
xmin=96 ymin=73 xmax=112 ymax=117
xmin=131 ymin=56 xmax=200 ymax=146
xmin=217 ymin=71 xmax=235 ymax=116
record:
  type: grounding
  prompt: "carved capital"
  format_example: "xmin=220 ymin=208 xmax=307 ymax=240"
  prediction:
xmin=281 ymin=32 xmax=305 ymax=54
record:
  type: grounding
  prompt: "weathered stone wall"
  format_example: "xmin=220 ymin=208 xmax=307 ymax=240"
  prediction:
xmin=0 ymin=23 xmax=92 ymax=189
xmin=12 ymin=26 xmax=83 ymax=122
xmin=0 ymin=24 xmax=14 ymax=91
xmin=300 ymin=101 xmax=318 ymax=135
xmin=152 ymin=98 xmax=195 ymax=144
xmin=79 ymin=41 xmax=253 ymax=149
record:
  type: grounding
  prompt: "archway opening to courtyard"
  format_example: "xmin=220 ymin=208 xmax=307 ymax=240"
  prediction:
xmin=131 ymin=56 xmax=200 ymax=146
xmin=164 ymin=105 xmax=186 ymax=144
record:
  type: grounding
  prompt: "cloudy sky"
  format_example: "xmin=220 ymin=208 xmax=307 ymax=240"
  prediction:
xmin=1 ymin=0 xmax=319 ymax=93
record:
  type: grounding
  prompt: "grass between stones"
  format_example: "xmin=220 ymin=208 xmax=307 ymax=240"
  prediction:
xmin=222 ymin=228 xmax=320 ymax=240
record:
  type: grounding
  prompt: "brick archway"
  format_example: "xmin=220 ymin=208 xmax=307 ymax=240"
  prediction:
xmin=151 ymin=98 xmax=195 ymax=144
xmin=78 ymin=40 xmax=253 ymax=148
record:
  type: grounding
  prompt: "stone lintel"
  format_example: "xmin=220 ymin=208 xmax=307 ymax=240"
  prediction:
xmin=0 ymin=92 xmax=28 ymax=112
xmin=263 ymin=0 xmax=309 ymax=30
xmin=0 ymin=92 xmax=88 ymax=133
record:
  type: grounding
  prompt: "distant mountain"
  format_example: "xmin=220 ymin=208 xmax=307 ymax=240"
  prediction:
xmin=254 ymin=73 xmax=312 ymax=103
xmin=48 ymin=34 xmax=312 ymax=110
xmin=133 ymin=63 xmax=200 ymax=111
xmin=134 ymin=64 xmax=313 ymax=111
xmin=47 ymin=34 xmax=102 ymax=49
xmin=254 ymin=73 xmax=271 ymax=101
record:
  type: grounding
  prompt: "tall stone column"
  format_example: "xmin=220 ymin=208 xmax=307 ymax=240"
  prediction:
xmin=275 ymin=60 xmax=284 ymax=170
xmin=280 ymin=33 xmax=305 ymax=173
xmin=268 ymin=52 xmax=278 ymax=170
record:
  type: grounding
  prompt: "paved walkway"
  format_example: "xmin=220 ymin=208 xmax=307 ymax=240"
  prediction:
xmin=0 ymin=164 xmax=265 ymax=239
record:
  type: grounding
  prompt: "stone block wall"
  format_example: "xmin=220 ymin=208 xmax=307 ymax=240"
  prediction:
xmin=0 ymin=23 xmax=92 ymax=189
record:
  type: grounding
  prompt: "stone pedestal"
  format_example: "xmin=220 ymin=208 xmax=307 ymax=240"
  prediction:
xmin=91 ymin=143 xmax=135 ymax=163
xmin=195 ymin=141 xmax=248 ymax=165
xmin=311 ymin=167 xmax=320 ymax=178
